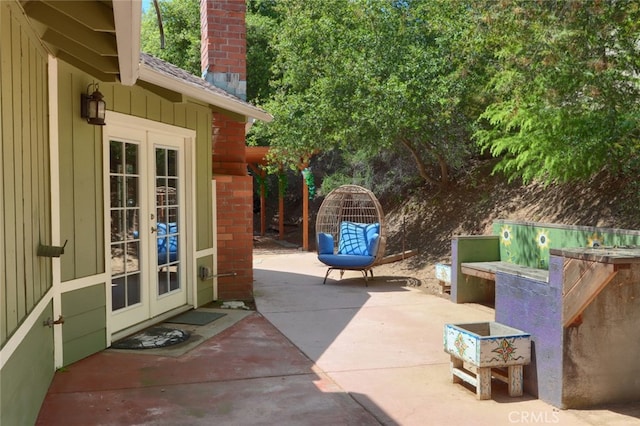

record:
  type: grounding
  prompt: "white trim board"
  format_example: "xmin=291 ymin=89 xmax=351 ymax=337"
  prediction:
xmin=48 ymin=55 xmax=64 ymax=368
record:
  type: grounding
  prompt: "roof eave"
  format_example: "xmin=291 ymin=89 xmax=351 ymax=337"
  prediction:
xmin=138 ymin=63 xmax=273 ymax=123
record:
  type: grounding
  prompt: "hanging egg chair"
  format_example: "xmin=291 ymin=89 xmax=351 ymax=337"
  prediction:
xmin=315 ymin=185 xmax=386 ymax=285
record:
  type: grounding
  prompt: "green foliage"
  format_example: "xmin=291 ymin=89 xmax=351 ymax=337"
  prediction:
xmin=311 ymin=147 xmax=418 ymax=201
xmin=277 ymin=171 xmax=288 ymax=195
xmin=246 ymin=0 xmax=281 ymax=104
xmin=141 ymin=0 xmax=201 ymax=76
xmin=253 ymin=169 xmax=269 ymax=198
xmin=301 ymin=168 xmax=316 ymax=198
xmin=471 ymin=0 xmax=640 ymax=184
xmin=252 ymin=0 xmax=481 ymax=187
xmin=318 ymin=172 xmax=353 ymax=195
xmin=140 ymin=0 xmax=640 ymax=192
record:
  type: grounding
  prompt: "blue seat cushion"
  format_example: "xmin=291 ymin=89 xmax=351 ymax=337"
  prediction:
xmin=318 ymin=254 xmax=375 ymax=268
xmin=338 ymin=222 xmax=380 ymax=256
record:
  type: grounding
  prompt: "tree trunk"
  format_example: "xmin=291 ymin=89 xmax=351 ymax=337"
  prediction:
xmin=437 ymin=153 xmax=450 ymax=187
xmin=400 ymin=138 xmax=450 ymax=188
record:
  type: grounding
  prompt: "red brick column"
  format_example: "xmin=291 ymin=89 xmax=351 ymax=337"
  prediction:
xmin=214 ymin=174 xmax=253 ymax=301
xmin=212 ymin=112 xmax=253 ymax=301
xmin=211 ymin=112 xmax=246 ymax=175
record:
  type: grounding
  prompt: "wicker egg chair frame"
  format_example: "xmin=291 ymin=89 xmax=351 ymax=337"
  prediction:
xmin=315 ymin=185 xmax=386 ymax=285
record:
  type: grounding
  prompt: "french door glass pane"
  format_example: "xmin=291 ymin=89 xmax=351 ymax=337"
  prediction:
xmin=110 ymin=210 xmax=123 ymax=243
xmin=111 ymin=277 xmax=125 ymax=310
xmin=110 ymin=140 xmax=142 ymax=311
xmin=167 ymin=150 xmax=178 ymax=176
xmin=155 ymin=147 xmax=180 ymax=296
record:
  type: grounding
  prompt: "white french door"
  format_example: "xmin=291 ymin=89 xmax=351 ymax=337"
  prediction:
xmin=105 ymin=117 xmax=190 ymax=334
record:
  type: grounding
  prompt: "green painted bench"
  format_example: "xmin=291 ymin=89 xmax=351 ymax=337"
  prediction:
xmin=451 ymin=220 xmax=640 ymax=304
xmin=460 ymin=261 xmax=548 ymax=283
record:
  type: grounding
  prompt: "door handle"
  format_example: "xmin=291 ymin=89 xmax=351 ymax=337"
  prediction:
xmin=151 ymin=226 xmax=157 ymax=233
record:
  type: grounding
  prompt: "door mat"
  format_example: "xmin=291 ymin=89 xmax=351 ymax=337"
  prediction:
xmin=165 ymin=311 xmax=226 ymax=326
xmin=111 ymin=327 xmax=190 ymax=350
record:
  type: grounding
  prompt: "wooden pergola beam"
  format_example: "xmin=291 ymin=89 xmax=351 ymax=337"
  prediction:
xmin=246 ymin=147 xmax=318 ymax=250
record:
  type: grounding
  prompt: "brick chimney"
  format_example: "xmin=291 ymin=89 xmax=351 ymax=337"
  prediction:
xmin=200 ymin=0 xmax=247 ymax=100
xmin=201 ymin=0 xmax=254 ymax=301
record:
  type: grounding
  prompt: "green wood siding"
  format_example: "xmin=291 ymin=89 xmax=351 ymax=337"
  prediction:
xmin=192 ymin=109 xmax=214 ymax=251
xmin=61 ymin=283 xmax=106 ymax=365
xmin=0 ymin=302 xmax=54 ymax=426
xmin=196 ymin=254 xmax=215 ymax=307
xmin=57 ymin=61 xmax=104 ymax=281
xmin=57 ymin=62 xmax=214 ymax=281
xmin=0 ymin=1 xmax=52 ymax=344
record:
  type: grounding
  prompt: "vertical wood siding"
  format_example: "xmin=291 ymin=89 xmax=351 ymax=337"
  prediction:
xmin=57 ymin=62 xmax=104 ymax=281
xmin=1 ymin=2 xmax=51 ymax=345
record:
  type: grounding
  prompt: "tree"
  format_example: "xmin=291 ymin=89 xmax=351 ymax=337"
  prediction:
xmin=141 ymin=0 xmax=201 ymax=76
xmin=251 ymin=0 xmax=481 ymax=188
xmin=246 ymin=0 xmax=281 ymax=104
xmin=471 ymin=0 xmax=640 ymax=184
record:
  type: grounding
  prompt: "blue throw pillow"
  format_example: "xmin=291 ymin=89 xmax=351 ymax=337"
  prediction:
xmin=367 ymin=233 xmax=380 ymax=256
xmin=317 ymin=233 xmax=334 ymax=255
xmin=338 ymin=222 xmax=368 ymax=255
xmin=364 ymin=223 xmax=380 ymax=256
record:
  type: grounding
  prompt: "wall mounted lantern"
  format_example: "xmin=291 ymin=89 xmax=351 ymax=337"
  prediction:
xmin=80 ymin=83 xmax=106 ymax=125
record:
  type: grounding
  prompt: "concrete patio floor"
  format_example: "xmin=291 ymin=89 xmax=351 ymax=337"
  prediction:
xmin=36 ymin=250 xmax=640 ymax=425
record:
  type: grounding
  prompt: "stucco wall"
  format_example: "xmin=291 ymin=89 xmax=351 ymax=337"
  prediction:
xmin=495 ymin=261 xmax=564 ymax=407
xmin=562 ymin=262 xmax=640 ymax=408
xmin=496 ymin=254 xmax=640 ymax=409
